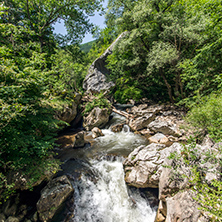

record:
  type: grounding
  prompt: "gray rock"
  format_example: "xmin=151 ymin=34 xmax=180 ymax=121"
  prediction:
xmin=83 ymin=107 xmax=111 ymax=131
xmin=124 ymin=143 xmax=179 ymax=188
xmin=83 ymin=32 xmax=127 ymax=93
xmin=165 ymin=190 xmax=206 ymax=222
xmin=148 ymin=116 xmax=182 ymax=137
xmin=37 ymin=175 xmax=74 ymax=222
xmin=128 ymin=104 xmax=164 ymax=131
xmin=148 ymin=133 xmax=169 ymax=144
xmin=129 ymin=114 xmax=156 ymax=131
xmin=129 ymin=104 xmax=164 ymax=117
xmin=73 ymin=131 xmax=86 ymax=148
xmin=91 ymin=127 xmax=104 ymax=138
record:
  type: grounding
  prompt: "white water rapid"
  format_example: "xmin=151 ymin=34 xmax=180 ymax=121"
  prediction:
xmin=60 ymin=112 xmax=157 ymax=222
xmin=73 ymin=159 xmax=156 ymax=222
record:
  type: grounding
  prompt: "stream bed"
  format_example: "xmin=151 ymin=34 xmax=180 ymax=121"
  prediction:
xmin=56 ymin=113 xmax=158 ymax=222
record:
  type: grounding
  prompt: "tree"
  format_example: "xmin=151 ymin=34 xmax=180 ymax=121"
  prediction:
xmin=3 ymin=0 xmax=103 ymax=51
xmin=106 ymin=0 xmax=209 ymax=103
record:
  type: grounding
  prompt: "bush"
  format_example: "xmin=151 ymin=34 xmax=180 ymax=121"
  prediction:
xmin=186 ymin=92 xmax=222 ymax=142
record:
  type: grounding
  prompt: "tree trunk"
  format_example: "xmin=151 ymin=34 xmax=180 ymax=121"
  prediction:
xmin=159 ymin=68 xmax=174 ymax=104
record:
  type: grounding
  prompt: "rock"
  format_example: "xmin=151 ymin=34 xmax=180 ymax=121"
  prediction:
xmin=83 ymin=107 xmax=111 ymax=131
xmin=123 ymin=143 xmax=180 ymax=188
xmin=83 ymin=32 xmax=127 ymax=93
xmin=0 ymin=214 xmax=6 ymax=222
xmin=3 ymin=195 xmax=19 ymax=217
xmin=128 ymin=104 xmax=164 ymax=131
xmin=5 ymin=217 xmax=19 ymax=222
xmin=138 ymin=129 xmax=153 ymax=138
xmin=32 ymin=212 xmax=38 ymax=222
xmin=165 ymin=190 xmax=207 ymax=222
xmin=56 ymin=93 xmax=81 ymax=124
xmin=74 ymin=131 xmax=86 ymax=148
xmin=148 ymin=116 xmax=182 ymax=137
xmin=129 ymin=104 xmax=164 ymax=117
xmin=110 ymin=124 xmax=124 ymax=133
xmin=148 ymin=133 xmax=169 ymax=144
xmin=37 ymin=175 xmax=73 ymax=222
xmin=129 ymin=114 xmax=156 ymax=131
xmin=201 ymin=134 xmax=214 ymax=147
xmin=16 ymin=205 xmax=27 ymax=221
xmin=91 ymin=127 xmax=104 ymax=138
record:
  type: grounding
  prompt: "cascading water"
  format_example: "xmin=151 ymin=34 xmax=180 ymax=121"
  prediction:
xmin=72 ymin=159 xmax=156 ymax=222
xmin=58 ymin=112 xmax=157 ymax=222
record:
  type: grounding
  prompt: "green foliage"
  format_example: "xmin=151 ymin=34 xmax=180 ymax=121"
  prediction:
xmin=83 ymin=93 xmax=111 ymax=115
xmin=169 ymin=139 xmax=222 ymax=221
xmin=0 ymin=2 xmax=101 ymax=203
xmin=80 ymin=40 xmax=96 ymax=53
xmin=186 ymin=92 xmax=222 ymax=142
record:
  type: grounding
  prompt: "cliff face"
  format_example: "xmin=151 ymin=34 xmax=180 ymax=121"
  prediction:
xmin=83 ymin=32 xmax=128 ymax=94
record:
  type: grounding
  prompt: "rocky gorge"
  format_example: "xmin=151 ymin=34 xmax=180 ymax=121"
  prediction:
xmin=1 ymin=34 xmax=221 ymax=222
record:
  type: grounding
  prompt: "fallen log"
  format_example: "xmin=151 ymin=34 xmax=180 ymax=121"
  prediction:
xmin=112 ymin=106 xmax=134 ymax=119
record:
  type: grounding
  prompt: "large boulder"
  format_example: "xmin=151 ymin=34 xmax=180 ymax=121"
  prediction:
xmin=56 ymin=93 xmax=81 ymax=124
xmin=165 ymin=190 xmax=209 ymax=222
xmin=147 ymin=116 xmax=182 ymax=137
xmin=83 ymin=107 xmax=111 ymax=131
xmin=128 ymin=104 xmax=164 ymax=131
xmin=123 ymin=143 xmax=181 ymax=188
xmin=83 ymin=32 xmax=127 ymax=93
xmin=37 ymin=175 xmax=73 ymax=222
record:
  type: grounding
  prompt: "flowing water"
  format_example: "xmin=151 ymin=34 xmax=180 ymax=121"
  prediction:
xmin=57 ymin=113 xmax=157 ymax=222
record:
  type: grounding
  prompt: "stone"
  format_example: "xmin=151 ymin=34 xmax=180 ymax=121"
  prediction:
xmin=148 ymin=116 xmax=182 ymax=137
xmin=129 ymin=114 xmax=156 ymax=131
xmin=5 ymin=217 xmax=19 ymax=222
xmin=56 ymin=93 xmax=81 ymax=124
xmin=124 ymin=143 xmax=179 ymax=188
xmin=148 ymin=133 xmax=169 ymax=144
xmin=83 ymin=32 xmax=127 ymax=93
xmin=128 ymin=104 xmax=165 ymax=131
xmin=110 ymin=124 xmax=124 ymax=133
xmin=74 ymin=131 xmax=86 ymax=148
xmin=37 ymin=175 xmax=74 ymax=222
xmin=91 ymin=127 xmax=104 ymax=138
xmin=165 ymin=190 xmax=204 ymax=222
xmin=83 ymin=107 xmax=111 ymax=131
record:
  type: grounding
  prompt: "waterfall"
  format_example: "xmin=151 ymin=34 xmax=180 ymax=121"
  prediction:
xmin=58 ymin=113 xmax=157 ymax=222
xmin=72 ymin=159 xmax=156 ymax=222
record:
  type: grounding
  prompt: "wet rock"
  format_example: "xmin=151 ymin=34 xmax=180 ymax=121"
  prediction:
xmin=148 ymin=133 xmax=169 ymax=144
xmin=37 ymin=175 xmax=74 ymax=222
xmin=5 ymin=217 xmax=19 ymax=222
xmin=147 ymin=116 xmax=182 ymax=137
xmin=91 ymin=127 xmax=104 ymax=138
xmin=74 ymin=131 xmax=86 ymax=148
xmin=83 ymin=107 xmax=111 ymax=131
xmin=110 ymin=123 xmax=124 ymax=133
xmin=83 ymin=32 xmax=127 ymax=93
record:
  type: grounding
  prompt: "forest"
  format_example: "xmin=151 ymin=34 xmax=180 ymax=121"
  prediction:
xmin=0 ymin=0 xmax=222 ymax=219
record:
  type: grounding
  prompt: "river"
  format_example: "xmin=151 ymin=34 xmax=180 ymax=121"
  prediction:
xmin=56 ymin=113 xmax=157 ymax=222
